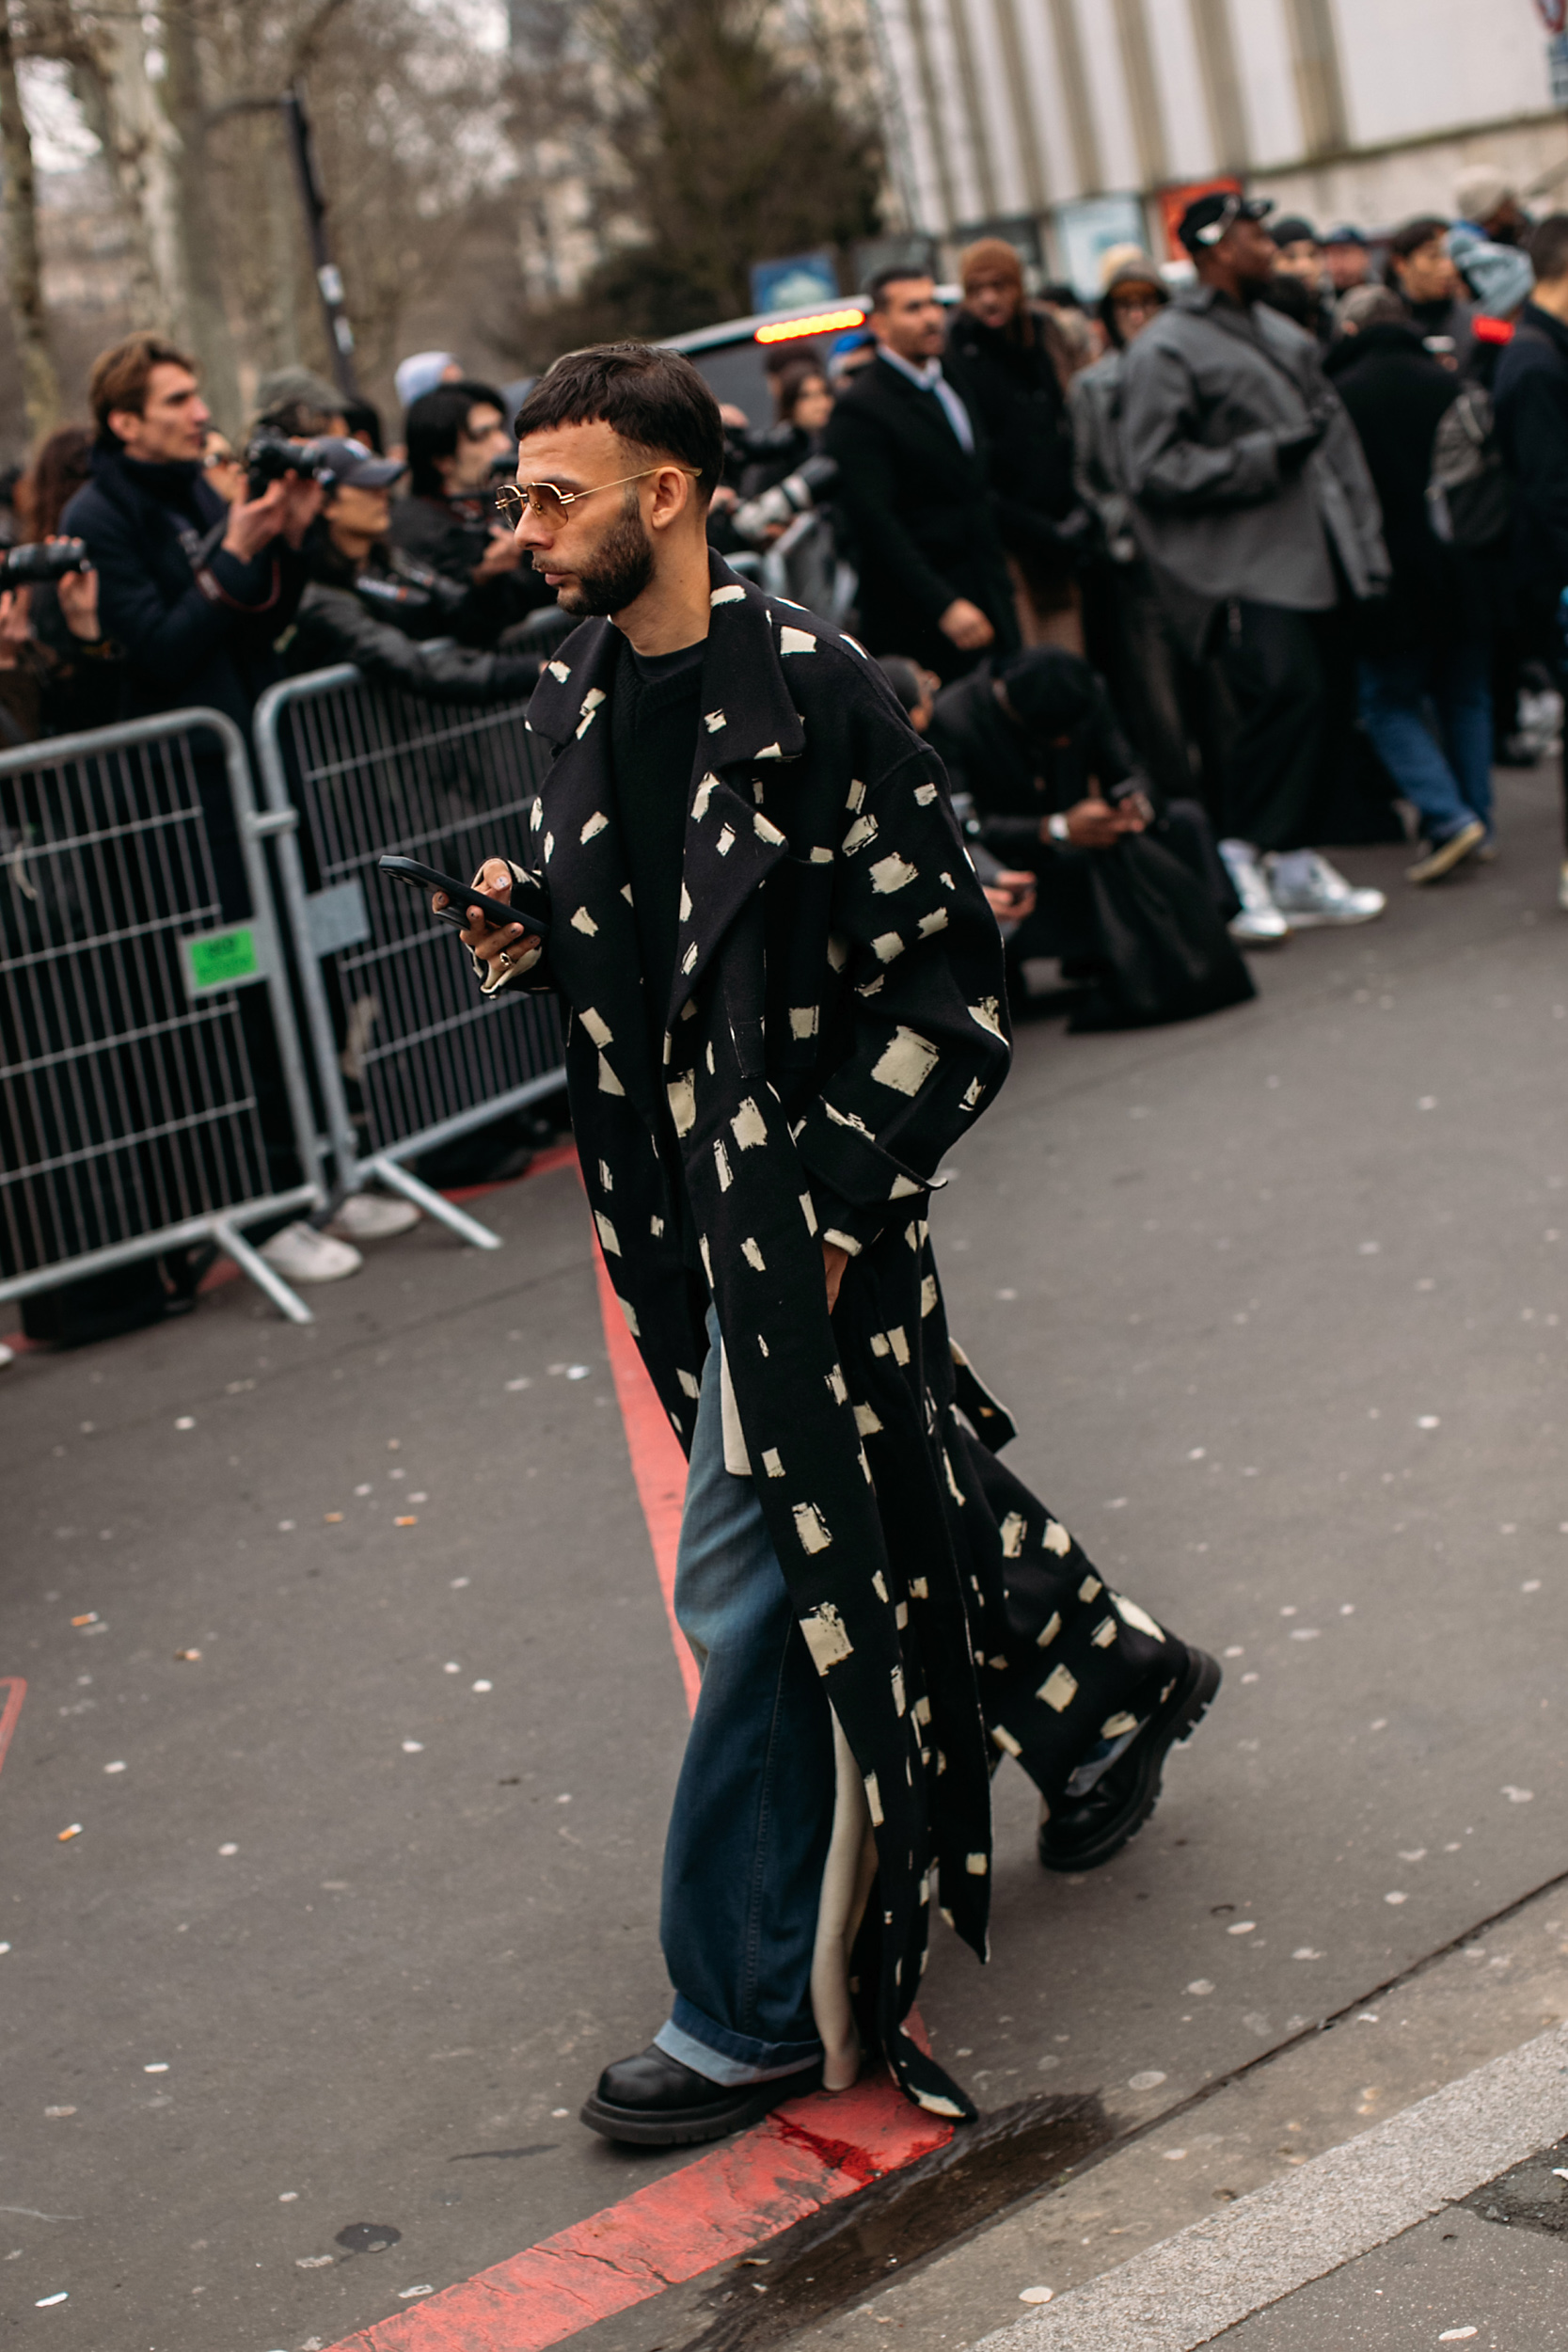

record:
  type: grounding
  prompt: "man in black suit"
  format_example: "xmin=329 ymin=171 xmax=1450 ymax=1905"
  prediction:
xmin=824 ymin=268 xmax=1018 ymax=679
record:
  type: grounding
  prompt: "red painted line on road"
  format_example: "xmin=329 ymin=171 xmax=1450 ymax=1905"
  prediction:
xmin=326 ymin=2073 xmax=952 ymax=2352
xmin=318 ymin=1179 xmax=954 ymax=2352
xmin=0 ymin=1678 xmax=27 ymax=1780
xmin=589 ymin=1227 xmax=700 ymax=1716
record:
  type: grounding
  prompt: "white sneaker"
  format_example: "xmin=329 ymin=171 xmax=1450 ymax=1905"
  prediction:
xmin=325 ymin=1192 xmax=421 ymax=1242
xmin=0 ymin=1342 xmax=13 ymax=1369
xmin=260 ymin=1221 xmax=363 ymax=1283
xmin=1264 ymin=850 xmax=1386 ymax=928
xmin=1559 ymin=860 xmax=1568 ymax=913
xmin=1218 ymin=838 xmax=1291 ymax=945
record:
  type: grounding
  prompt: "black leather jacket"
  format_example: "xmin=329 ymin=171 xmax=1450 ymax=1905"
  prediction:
xmin=282 ymin=534 xmax=541 ymax=703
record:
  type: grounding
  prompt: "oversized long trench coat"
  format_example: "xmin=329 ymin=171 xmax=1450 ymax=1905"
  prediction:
xmin=482 ymin=556 xmax=1177 ymax=2119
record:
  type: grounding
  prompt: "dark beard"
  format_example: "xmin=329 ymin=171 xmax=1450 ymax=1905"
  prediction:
xmin=542 ymin=502 xmax=654 ymax=616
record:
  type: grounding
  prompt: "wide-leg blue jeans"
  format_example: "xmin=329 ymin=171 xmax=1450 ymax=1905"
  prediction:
xmin=1358 ymin=644 xmax=1494 ymax=843
xmin=653 ymin=1312 xmax=836 ymax=2087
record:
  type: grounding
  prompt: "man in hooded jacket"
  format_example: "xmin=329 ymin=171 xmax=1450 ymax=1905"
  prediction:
xmin=447 ymin=344 xmax=1220 ymax=2148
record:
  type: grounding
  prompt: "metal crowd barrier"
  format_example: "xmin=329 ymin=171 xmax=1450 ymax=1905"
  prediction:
xmin=251 ymin=665 xmax=565 ymax=1250
xmin=0 ymin=708 xmax=325 ymax=1327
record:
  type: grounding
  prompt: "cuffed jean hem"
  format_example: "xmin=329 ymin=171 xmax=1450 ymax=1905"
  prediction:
xmin=657 ymin=1998 xmax=824 ymax=2088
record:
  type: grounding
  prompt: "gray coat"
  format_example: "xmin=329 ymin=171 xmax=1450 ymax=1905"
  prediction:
xmin=1069 ymin=348 xmax=1135 ymax=563
xmin=1119 ymin=286 xmax=1388 ymax=656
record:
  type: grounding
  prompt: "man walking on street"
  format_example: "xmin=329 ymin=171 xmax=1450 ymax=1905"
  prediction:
xmin=1120 ymin=192 xmax=1391 ymax=940
xmin=451 ymin=344 xmax=1219 ymax=2145
xmin=824 ymin=269 xmax=1018 ymax=679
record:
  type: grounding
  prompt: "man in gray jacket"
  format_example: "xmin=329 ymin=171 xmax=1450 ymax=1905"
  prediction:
xmin=1120 ymin=192 xmax=1390 ymax=938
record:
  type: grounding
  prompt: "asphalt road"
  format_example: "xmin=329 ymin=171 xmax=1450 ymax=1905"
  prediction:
xmin=3 ymin=757 xmax=1566 ymax=2352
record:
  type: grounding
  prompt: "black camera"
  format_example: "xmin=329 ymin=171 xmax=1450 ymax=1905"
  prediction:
xmin=0 ymin=537 xmax=91 ymax=585
xmin=245 ymin=433 xmax=327 ymax=499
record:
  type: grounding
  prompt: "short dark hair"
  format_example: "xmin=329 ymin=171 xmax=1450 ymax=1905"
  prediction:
xmin=514 ymin=343 xmax=724 ymax=499
xmin=1528 ymin=212 xmax=1568 ymax=286
xmin=89 ymin=331 xmax=196 ymax=438
xmin=867 ymin=266 xmax=932 ymax=311
xmin=876 ymin=655 xmax=927 ymax=715
xmin=1384 ymin=215 xmax=1449 ymax=284
xmin=404 ymin=377 xmax=507 ymax=497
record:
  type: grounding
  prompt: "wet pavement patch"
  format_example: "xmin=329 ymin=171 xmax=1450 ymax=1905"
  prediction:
xmin=335 ymin=2221 xmax=403 ymax=2256
xmin=682 ymin=2090 xmax=1109 ymax=2349
xmin=1465 ymin=2131 xmax=1568 ymax=2238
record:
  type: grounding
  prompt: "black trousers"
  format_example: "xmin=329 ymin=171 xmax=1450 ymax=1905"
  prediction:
xmin=1006 ymin=800 xmax=1236 ymax=965
xmin=1212 ymin=599 xmax=1334 ymax=851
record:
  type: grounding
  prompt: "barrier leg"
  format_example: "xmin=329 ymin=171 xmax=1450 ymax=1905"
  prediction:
xmin=210 ymin=1218 xmax=316 ymax=1325
xmin=364 ymin=1154 xmax=504 ymax=1250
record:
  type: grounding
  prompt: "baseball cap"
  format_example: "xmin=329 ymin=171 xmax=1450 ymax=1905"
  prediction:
xmin=311 ymin=437 xmax=406 ymax=490
xmin=395 ymin=349 xmax=460 ymax=410
xmin=1178 ymin=191 xmax=1274 ymax=255
xmin=1323 ymin=223 xmax=1368 ymax=247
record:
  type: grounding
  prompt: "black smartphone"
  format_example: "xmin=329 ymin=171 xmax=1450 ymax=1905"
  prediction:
xmin=377 ymin=854 xmax=550 ymax=937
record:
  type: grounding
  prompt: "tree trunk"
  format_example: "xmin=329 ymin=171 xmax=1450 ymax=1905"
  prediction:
xmin=159 ymin=0 xmax=243 ymax=432
xmin=0 ymin=3 xmax=62 ymax=440
xmin=80 ymin=4 xmax=186 ymax=339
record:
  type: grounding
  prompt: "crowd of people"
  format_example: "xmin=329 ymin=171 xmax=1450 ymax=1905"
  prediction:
xmin=3 ymin=157 xmax=1566 ymax=1353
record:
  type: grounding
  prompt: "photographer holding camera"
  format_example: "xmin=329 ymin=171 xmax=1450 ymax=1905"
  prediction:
xmin=63 ymin=332 xmax=322 ymax=736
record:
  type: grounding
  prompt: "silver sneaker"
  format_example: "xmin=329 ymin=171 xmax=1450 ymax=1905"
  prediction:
xmin=1218 ymin=838 xmax=1291 ymax=946
xmin=1264 ymin=850 xmax=1386 ymax=928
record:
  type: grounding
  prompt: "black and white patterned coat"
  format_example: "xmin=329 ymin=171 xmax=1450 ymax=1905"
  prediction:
xmin=482 ymin=557 xmax=1174 ymax=2118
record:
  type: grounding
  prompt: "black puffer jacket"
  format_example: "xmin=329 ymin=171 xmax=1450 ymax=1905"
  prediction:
xmin=942 ymin=308 xmax=1083 ymax=574
xmin=283 ymin=534 xmax=542 ymax=702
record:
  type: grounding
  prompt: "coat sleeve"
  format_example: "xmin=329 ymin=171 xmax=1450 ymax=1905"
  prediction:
xmin=822 ymin=402 xmax=966 ymax=627
xmin=82 ymin=497 xmax=284 ymax=694
xmin=792 ymin=698 xmax=1012 ymax=1255
xmin=1121 ymin=336 xmax=1283 ymax=512
xmin=1499 ymin=364 xmax=1568 ymax=579
xmin=288 ymin=586 xmax=541 ymax=704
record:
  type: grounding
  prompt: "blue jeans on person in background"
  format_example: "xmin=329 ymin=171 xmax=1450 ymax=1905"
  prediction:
xmin=1357 ymin=643 xmax=1494 ymax=844
xmin=653 ymin=1310 xmax=836 ymax=2087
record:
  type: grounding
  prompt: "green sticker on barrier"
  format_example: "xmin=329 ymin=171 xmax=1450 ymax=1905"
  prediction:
xmin=182 ymin=924 xmax=263 ymax=993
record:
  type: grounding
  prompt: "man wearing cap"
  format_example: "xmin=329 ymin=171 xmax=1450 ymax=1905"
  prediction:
xmin=285 ymin=437 xmax=544 ymax=703
xmin=1323 ymin=226 xmax=1370 ymax=298
xmin=255 ymin=365 xmax=351 ymax=441
xmin=1119 ymin=191 xmax=1390 ymax=940
xmin=1268 ymin=217 xmax=1334 ymax=342
xmin=823 ymin=265 xmax=1018 ymax=680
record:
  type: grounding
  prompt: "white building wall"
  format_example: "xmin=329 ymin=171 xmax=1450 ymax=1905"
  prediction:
xmin=1073 ymin=0 xmax=1143 ymax=193
xmin=1146 ymin=3 xmax=1221 ymax=183
xmin=866 ymin=0 xmax=1568 ymax=249
xmin=1337 ymin=0 xmax=1550 ymax=151
xmin=1227 ymin=0 xmax=1304 ymax=168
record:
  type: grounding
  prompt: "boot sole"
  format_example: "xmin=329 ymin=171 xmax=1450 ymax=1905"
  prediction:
xmin=579 ymin=2064 xmax=822 ymax=2147
xmin=1405 ymin=822 xmax=1485 ymax=885
xmin=1038 ymin=1646 xmax=1223 ymax=1874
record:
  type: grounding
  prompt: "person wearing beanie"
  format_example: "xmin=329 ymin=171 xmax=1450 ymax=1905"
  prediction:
xmin=941 ymin=238 xmax=1089 ymax=653
xmin=1266 ymin=216 xmax=1334 ymax=342
xmin=1120 ymin=190 xmax=1390 ymax=940
xmin=1454 ymin=166 xmax=1530 ymax=249
xmin=394 ymin=349 xmax=462 ymax=412
xmin=254 ymin=364 xmax=349 ymax=439
xmin=1449 ymin=228 xmax=1534 ymax=327
xmin=1068 ymin=257 xmax=1211 ymax=822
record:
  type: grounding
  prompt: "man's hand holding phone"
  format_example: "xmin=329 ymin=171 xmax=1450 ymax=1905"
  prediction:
xmin=438 ymin=856 xmax=543 ymax=988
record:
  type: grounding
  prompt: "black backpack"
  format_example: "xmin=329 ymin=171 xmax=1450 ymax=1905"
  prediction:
xmin=1426 ymin=383 xmax=1513 ymax=551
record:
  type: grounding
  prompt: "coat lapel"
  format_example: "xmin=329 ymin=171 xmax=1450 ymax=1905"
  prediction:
xmin=664 ymin=564 xmax=806 ymax=1033
xmin=526 ymin=620 xmax=660 ymax=1120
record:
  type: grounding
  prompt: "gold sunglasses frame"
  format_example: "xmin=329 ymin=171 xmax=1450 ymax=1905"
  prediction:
xmin=495 ymin=465 xmax=700 ymax=526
